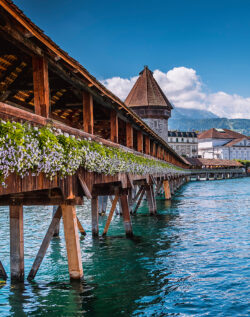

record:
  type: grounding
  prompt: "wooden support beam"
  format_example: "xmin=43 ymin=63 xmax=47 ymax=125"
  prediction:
xmin=132 ymin=186 xmax=143 ymax=204
xmin=163 ymin=180 xmax=171 ymax=200
xmin=145 ymin=185 xmax=157 ymax=215
xmin=0 ymin=261 xmax=7 ymax=280
xmin=137 ymin=131 xmax=143 ymax=153
xmin=76 ymin=217 xmax=86 ymax=236
xmin=28 ymin=207 xmax=62 ymax=280
xmin=120 ymin=192 xmax=133 ymax=237
xmin=83 ymin=91 xmax=94 ymax=134
xmin=110 ymin=111 xmax=118 ymax=143
xmin=52 ymin=205 xmax=60 ymax=237
xmin=145 ymin=136 xmax=150 ymax=155
xmin=78 ymin=174 xmax=92 ymax=199
xmin=133 ymin=187 xmax=145 ymax=214
xmin=62 ymin=204 xmax=83 ymax=280
xmin=9 ymin=205 xmax=24 ymax=281
xmin=32 ymin=56 xmax=50 ymax=118
xmin=91 ymin=196 xmax=99 ymax=236
xmin=152 ymin=142 xmax=156 ymax=157
xmin=102 ymin=194 xmax=119 ymax=236
xmin=126 ymin=122 xmax=133 ymax=148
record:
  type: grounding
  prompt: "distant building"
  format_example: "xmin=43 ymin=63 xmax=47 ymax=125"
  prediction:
xmin=168 ymin=131 xmax=198 ymax=157
xmin=198 ymin=128 xmax=250 ymax=160
xmin=125 ymin=66 xmax=172 ymax=143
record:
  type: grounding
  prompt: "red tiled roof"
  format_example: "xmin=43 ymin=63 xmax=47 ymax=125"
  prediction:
xmin=124 ymin=66 xmax=172 ymax=109
xmin=185 ymin=157 xmax=243 ymax=167
xmin=224 ymin=137 xmax=248 ymax=147
xmin=198 ymin=128 xmax=246 ymax=140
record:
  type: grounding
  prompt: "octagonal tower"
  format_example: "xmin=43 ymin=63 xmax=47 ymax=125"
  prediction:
xmin=124 ymin=66 xmax=173 ymax=143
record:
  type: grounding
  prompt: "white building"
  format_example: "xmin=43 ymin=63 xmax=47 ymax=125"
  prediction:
xmin=198 ymin=128 xmax=250 ymax=160
xmin=168 ymin=131 xmax=198 ymax=158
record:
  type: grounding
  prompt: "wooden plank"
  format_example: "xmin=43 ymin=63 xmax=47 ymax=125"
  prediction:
xmin=0 ymin=261 xmax=7 ymax=280
xmin=78 ymin=174 xmax=92 ymax=199
xmin=120 ymin=193 xmax=133 ymax=237
xmin=83 ymin=91 xmax=94 ymax=134
xmin=32 ymin=56 xmax=50 ymax=118
xmin=110 ymin=110 xmax=118 ymax=143
xmin=28 ymin=206 xmax=62 ymax=280
xmin=126 ymin=122 xmax=133 ymax=148
xmin=127 ymin=174 xmax=134 ymax=189
xmin=77 ymin=217 xmax=86 ymax=236
xmin=137 ymin=131 xmax=143 ymax=153
xmin=91 ymin=196 xmax=99 ymax=236
xmin=102 ymin=194 xmax=119 ymax=236
xmin=62 ymin=204 xmax=83 ymax=280
xmin=9 ymin=205 xmax=24 ymax=281
xmin=132 ymin=186 xmax=143 ymax=204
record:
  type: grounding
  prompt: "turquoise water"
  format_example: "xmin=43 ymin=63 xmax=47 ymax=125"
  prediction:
xmin=0 ymin=178 xmax=249 ymax=316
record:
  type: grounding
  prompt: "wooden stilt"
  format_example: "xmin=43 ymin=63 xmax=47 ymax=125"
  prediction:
xmin=77 ymin=217 xmax=86 ymax=236
xmin=128 ymin=189 xmax=133 ymax=214
xmin=9 ymin=205 xmax=24 ymax=281
xmin=28 ymin=207 xmax=62 ymax=280
xmin=132 ymin=186 xmax=143 ymax=204
xmin=109 ymin=196 xmax=118 ymax=214
xmin=0 ymin=261 xmax=7 ymax=280
xmin=62 ymin=205 xmax=83 ymax=280
xmin=133 ymin=187 xmax=145 ymax=214
xmin=102 ymin=195 xmax=119 ymax=236
xmin=163 ymin=180 xmax=171 ymax=200
xmin=120 ymin=193 xmax=133 ymax=237
xmin=52 ymin=205 xmax=60 ymax=237
xmin=151 ymin=185 xmax=157 ymax=212
xmin=145 ymin=185 xmax=156 ymax=215
xmin=91 ymin=197 xmax=99 ymax=236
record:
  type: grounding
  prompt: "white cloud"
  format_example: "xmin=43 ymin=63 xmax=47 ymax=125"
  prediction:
xmin=100 ymin=67 xmax=250 ymax=119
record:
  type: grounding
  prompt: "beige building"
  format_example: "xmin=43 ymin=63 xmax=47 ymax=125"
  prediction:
xmin=168 ymin=131 xmax=198 ymax=158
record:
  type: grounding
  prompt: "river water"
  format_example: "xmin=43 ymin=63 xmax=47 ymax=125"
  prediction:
xmin=0 ymin=178 xmax=249 ymax=316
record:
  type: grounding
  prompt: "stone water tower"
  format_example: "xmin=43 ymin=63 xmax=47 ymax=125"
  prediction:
xmin=125 ymin=66 xmax=173 ymax=142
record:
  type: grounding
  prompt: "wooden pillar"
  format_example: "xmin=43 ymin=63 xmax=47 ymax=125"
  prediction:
xmin=110 ymin=111 xmax=118 ymax=143
xmin=62 ymin=204 xmax=83 ymax=280
xmin=91 ymin=196 xmax=99 ymax=236
xmin=102 ymin=195 xmax=119 ymax=236
xmin=32 ymin=56 xmax=50 ymax=118
xmin=145 ymin=185 xmax=156 ymax=215
xmin=126 ymin=122 xmax=133 ymax=148
xmin=152 ymin=142 xmax=156 ymax=157
xmin=137 ymin=131 xmax=143 ymax=153
xmin=120 ymin=193 xmax=133 ymax=237
xmin=145 ymin=136 xmax=150 ymax=155
xmin=0 ymin=261 xmax=7 ymax=280
xmin=83 ymin=91 xmax=94 ymax=134
xmin=9 ymin=205 xmax=24 ymax=281
xmin=52 ymin=205 xmax=60 ymax=237
xmin=163 ymin=180 xmax=171 ymax=200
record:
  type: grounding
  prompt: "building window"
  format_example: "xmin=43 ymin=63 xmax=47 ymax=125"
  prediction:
xmin=176 ymin=138 xmax=178 ymax=142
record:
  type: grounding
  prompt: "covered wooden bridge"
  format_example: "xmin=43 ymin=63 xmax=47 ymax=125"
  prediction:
xmin=0 ymin=0 xmax=192 ymax=282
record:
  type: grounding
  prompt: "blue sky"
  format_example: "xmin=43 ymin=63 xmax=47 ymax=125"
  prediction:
xmin=14 ymin=0 xmax=250 ymax=118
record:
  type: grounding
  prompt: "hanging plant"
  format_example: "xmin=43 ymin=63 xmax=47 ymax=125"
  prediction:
xmin=0 ymin=120 xmax=187 ymax=187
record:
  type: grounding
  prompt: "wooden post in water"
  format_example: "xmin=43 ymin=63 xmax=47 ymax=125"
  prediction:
xmin=0 ymin=261 xmax=7 ymax=280
xmin=62 ymin=204 xmax=83 ymax=280
xmin=120 ymin=192 xmax=133 ymax=237
xmin=52 ymin=205 xmax=60 ymax=237
xmin=145 ymin=185 xmax=157 ymax=215
xmin=163 ymin=180 xmax=171 ymax=200
xmin=91 ymin=196 xmax=99 ymax=236
xmin=9 ymin=205 xmax=24 ymax=282
xmin=102 ymin=194 xmax=119 ymax=236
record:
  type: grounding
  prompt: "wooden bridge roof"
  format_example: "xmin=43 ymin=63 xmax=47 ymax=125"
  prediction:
xmin=125 ymin=66 xmax=173 ymax=109
xmin=0 ymin=0 xmax=187 ymax=166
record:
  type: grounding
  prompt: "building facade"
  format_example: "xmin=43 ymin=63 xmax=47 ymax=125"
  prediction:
xmin=198 ymin=128 xmax=250 ymax=160
xmin=125 ymin=66 xmax=172 ymax=143
xmin=168 ymin=131 xmax=198 ymax=157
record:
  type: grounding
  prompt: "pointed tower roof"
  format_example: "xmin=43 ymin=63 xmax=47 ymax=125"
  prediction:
xmin=125 ymin=66 xmax=173 ymax=109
